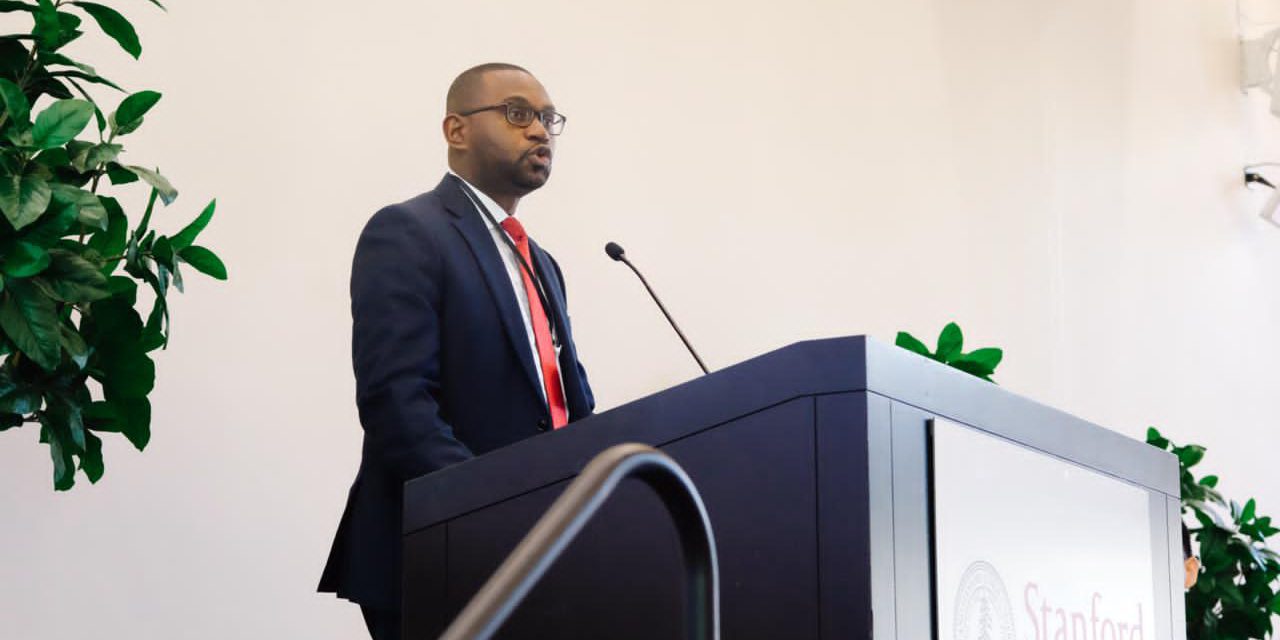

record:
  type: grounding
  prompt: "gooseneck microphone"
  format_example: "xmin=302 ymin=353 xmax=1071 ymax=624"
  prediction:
xmin=604 ymin=242 xmax=710 ymax=375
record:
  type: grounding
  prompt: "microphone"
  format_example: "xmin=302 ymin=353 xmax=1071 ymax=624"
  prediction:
xmin=604 ymin=242 xmax=710 ymax=375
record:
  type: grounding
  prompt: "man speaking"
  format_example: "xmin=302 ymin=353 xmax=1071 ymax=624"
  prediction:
xmin=318 ymin=63 xmax=595 ymax=640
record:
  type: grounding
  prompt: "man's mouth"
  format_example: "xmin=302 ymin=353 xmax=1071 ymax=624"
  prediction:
xmin=526 ymin=146 xmax=552 ymax=169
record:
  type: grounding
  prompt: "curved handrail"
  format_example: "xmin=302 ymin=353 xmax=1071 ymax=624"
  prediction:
xmin=438 ymin=443 xmax=720 ymax=640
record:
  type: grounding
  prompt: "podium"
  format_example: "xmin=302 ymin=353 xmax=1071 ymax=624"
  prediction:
xmin=401 ymin=336 xmax=1185 ymax=639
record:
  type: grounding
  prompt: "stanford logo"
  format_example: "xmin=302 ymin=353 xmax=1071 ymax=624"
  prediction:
xmin=953 ymin=561 xmax=1017 ymax=640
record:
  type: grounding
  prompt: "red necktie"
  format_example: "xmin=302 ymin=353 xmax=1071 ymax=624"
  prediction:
xmin=500 ymin=217 xmax=569 ymax=429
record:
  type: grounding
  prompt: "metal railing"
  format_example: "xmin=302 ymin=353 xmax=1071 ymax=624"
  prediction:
xmin=438 ymin=443 xmax=720 ymax=640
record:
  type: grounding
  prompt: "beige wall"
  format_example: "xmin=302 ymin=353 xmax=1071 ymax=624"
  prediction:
xmin=2 ymin=0 xmax=1278 ymax=637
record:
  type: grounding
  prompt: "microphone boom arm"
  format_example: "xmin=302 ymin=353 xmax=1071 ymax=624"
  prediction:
xmin=618 ymin=256 xmax=710 ymax=375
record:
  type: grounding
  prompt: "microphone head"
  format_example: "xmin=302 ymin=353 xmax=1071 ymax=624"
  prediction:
xmin=604 ymin=241 xmax=626 ymax=261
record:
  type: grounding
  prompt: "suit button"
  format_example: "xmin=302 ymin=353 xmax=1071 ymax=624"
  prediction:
xmin=537 ymin=418 xmax=549 ymax=432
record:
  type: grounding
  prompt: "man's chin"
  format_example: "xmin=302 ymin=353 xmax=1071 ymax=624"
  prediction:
xmin=514 ymin=169 xmax=550 ymax=192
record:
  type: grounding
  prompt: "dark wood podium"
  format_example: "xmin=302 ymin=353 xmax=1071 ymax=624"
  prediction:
xmin=401 ymin=336 xmax=1184 ymax=639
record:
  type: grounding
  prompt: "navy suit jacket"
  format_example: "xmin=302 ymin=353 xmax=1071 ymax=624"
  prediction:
xmin=318 ymin=174 xmax=595 ymax=610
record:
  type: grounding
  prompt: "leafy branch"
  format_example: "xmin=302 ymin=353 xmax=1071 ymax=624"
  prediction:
xmin=0 ymin=0 xmax=224 ymax=490
xmin=895 ymin=321 xmax=1004 ymax=382
xmin=1147 ymin=428 xmax=1280 ymax=639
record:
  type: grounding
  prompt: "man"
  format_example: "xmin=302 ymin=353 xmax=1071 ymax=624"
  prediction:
xmin=1183 ymin=522 xmax=1200 ymax=590
xmin=318 ymin=63 xmax=595 ymax=640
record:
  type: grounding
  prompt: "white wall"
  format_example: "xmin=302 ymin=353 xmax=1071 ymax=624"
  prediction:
xmin=1 ymin=0 xmax=1277 ymax=637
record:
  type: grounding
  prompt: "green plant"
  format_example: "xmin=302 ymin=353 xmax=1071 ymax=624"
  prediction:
xmin=0 ymin=0 xmax=225 ymax=490
xmin=895 ymin=321 xmax=1004 ymax=382
xmin=1147 ymin=427 xmax=1280 ymax=639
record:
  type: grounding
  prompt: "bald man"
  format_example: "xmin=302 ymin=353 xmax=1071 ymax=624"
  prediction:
xmin=318 ymin=63 xmax=595 ymax=640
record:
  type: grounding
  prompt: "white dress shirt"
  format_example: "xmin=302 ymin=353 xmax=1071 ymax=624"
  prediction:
xmin=450 ymin=172 xmax=564 ymax=404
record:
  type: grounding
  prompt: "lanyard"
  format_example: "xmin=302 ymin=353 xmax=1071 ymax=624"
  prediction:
xmin=455 ymin=179 xmax=562 ymax=349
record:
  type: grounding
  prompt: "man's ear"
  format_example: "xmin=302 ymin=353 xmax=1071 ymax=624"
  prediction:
xmin=443 ymin=114 xmax=468 ymax=150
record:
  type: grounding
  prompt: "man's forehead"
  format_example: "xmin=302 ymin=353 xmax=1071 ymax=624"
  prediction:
xmin=480 ymin=71 xmax=552 ymax=106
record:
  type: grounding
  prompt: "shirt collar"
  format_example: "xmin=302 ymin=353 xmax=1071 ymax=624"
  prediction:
xmin=449 ymin=170 xmax=510 ymax=231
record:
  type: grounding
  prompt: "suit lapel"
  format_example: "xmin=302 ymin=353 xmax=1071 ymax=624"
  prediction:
xmin=438 ymin=175 xmax=544 ymax=404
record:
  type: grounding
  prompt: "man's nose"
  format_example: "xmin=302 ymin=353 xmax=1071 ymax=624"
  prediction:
xmin=526 ymin=118 xmax=550 ymax=142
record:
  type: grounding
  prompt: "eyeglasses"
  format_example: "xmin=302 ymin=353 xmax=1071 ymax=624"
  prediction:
xmin=457 ymin=102 xmax=566 ymax=136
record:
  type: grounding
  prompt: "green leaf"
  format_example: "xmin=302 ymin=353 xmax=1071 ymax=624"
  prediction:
xmin=0 ymin=2 xmax=38 ymax=13
xmin=49 ymin=184 xmax=107 ymax=230
xmin=39 ymin=51 xmax=95 ymax=75
xmin=169 ymin=259 xmax=183 ymax=294
xmin=0 ymin=412 xmax=23 ymax=431
xmin=0 ymin=39 xmax=28 ymax=77
xmin=90 ymin=101 xmax=105 ymax=133
xmin=152 ymin=235 xmax=173 ymax=270
xmin=32 ymin=0 xmax=61 ymax=51
xmin=44 ymin=419 xmax=75 ymax=490
xmin=959 ymin=347 xmax=1002 ymax=370
xmin=1146 ymin=427 xmax=1169 ymax=449
xmin=154 ymin=260 xmax=169 ymax=294
xmin=1242 ymin=499 xmax=1257 ymax=523
xmin=102 ymin=350 xmax=153 ymax=398
xmin=111 ymin=90 xmax=159 ymax=135
xmin=170 ymin=199 xmax=215 ymax=250
xmin=948 ymin=358 xmax=995 ymax=381
xmin=140 ymin=295 xmax=164 ymax=351
xmin=70 ymin=2 xmax=140 ymax=58
xmin=58 ymin=323 xmax=88 ymax=368
xmin=37 ymin=10 xmax=85 ymax=53
xmin=936 ymin=322 xmax=963 ymax=363
xmin=104 ymin=275 xmax=135 ymax=304
xmin=31 ymin=98 xmax=93 ymax=149
xmin=123 ymin=251 xmax=169 ymax=339
xmin=895 ymin=331 xmax=931 ymax=357
xmin=79 ymin=430 xmax=102 ymax=482
xmin=45 ymin=392 xmax=84 ymax=451
xmin=74 ymin=191 xmax=107 ymax=229
xmin=47 ymin=69 xmax=123 ymax=93
xmin=5 ymin=125 xmax=34 ymax=148
xmin=2 ymin=241 xmax=50 ymax=277
xmin=64 ymin=139 xmax=92 ymax=166
xmin=0 ymin=173 xmax=52 ymax=230
xmin=82 ymin=399 xmax=118 ymax=431
xmin=179 ymin=245 xmax=226 ymax=280
xmin=0 ymin=76 xmax=30 ymax=124
xmin=110 ymin=395 xmax=149 ymax=450
xmin=0 ymin=387 xmax=40 ymax=414
xmin=25 ymin=73 xmax=71 ymax=102
xmin=88 ymin=196 xmax=126 ymax=274
xmin=1177 ymin=444 xmax=1207 ymax=469
xmin=1201 ymin=475 xmax=1220 ymax=488
xmin=69 ymin=142 xmax=120 ymax=172
xmin=0 ymin=279 xmax=60 ymax=370
xmin=33 ymin=147 xmax=71 ymax=170
xmin=36 ymin=248 xmax=110 ymax=303
xmin=125 ymin=166 xmax=176 ymax=205
xmin=104 ymin=162 xmax=137 ymax=185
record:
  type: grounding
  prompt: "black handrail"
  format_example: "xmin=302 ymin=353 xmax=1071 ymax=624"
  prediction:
xmin=437 ymin=443 xmax=720 ymax=640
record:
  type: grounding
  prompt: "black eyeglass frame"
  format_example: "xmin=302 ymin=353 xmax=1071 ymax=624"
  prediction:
xmin=457 ymin=102 xmax=567 ymax=136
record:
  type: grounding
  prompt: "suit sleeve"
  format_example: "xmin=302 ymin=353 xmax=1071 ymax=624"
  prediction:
xmin=548 ymin=254 xmax=595 ymax=414
xmin=350 ymin=205 xmax=474 ymax=481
